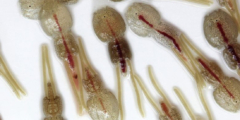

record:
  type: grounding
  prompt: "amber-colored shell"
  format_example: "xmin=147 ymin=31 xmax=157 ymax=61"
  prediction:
xmin=204 ymin=9 xmax=238 ymax=49
xmin=108 ymin=38 xmax=132 ymax=64
xmin=222 ymin=43 xmax=240 ymax=70
xmin=54 ymin=33 xmax=79 ymax=60
xmin=93 ymin=7 xmax=126 ymax=42
xmin=213 ymin=77 xmax=240 ymax=112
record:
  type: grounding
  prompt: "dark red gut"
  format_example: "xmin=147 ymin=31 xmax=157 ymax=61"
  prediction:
xmin=198 ymin=59 xmax=234 ymax=98
xmin=217 ymin=22 xmax=240 ymax=68
xmin=138 ymin=15 xmax=181 ymax=53
xmin=53 ymin=14 xmax=75 ymax=69
xmin=106 ymin=20 xmax=127 ymax=73
xmin=53 ymin=14 xmax=78 ymax=86
xmin=160 ymin=102 xmax=173 ymax=120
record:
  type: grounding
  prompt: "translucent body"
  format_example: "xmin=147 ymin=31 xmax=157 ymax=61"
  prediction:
xmin=125 ymin=2 xmax=161 ymax=37
xmin=54 ymin=33 xmax=79 ymax=60
xmin=198 ymin=59 xmax=240 ymax=112
xmin=125 ymin=3 xmax=181 ymax=50
xmin=40 ymin=2 xmax=72 ymax=37
xmin=108 ymin=38 xmax=132 ymax=64
xmin=204 ymin=9 xmax=238 ymax=49
xmin=223 ymin=43 xmax=240 ymax=70
xmin=77 ymin=38 xmax=119 ymax=120
xmin=87 ymin=89 xmax=119 ymax=120
xmin=93 ymin=7 xmax=126 ymax=42
xmin=213 ymin=77 xmax=240 ymax=112
xmin=159 ymin=108 xmax=181 ymax=120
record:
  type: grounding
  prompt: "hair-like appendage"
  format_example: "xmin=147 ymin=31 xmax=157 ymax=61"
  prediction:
xmin=127 ymin=60 xmax=145 ymax=117
xmin=174 ymin=87 xmax=197 ymax=120
xmin=115 ymin=63 xmax=124 ymax=120
xmin=148 ymin=66 xmax=171 ymax=108
xmin=0 ymin=50 xmax=26 ymax=98
xmin=42 ymin=45 xmax=56 ymax=98
xmin=134 ymin=74 xmax=163 ymax=115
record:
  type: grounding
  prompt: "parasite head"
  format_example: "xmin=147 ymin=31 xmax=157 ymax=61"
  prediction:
xmin=40 ymin=3 xmax=72 ymax=37
xmin=204 ymin=9 xmax=238 ymax=49
xmin=93 ymin=7 xmax=126 ymax=42
xmin=125 ymin=2 xmax=161 ymax=37
xmin=213 ymin=77 xmax=240 ymax=112
xmin=87 ymin=89 xmax=119 ymax=120
xmin=19 ymin=0 xmax=45 ymax=19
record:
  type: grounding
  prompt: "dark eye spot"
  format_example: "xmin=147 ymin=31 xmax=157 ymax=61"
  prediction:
xmin=104 ymin=16 xmax=106 ymax=18
xmin=135 ymin=13 xmax=138 ymax=15
xmin=29 ymin=5 xmax=31 ymax=7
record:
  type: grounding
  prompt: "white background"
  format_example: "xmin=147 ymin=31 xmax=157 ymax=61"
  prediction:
xmin=0 ymin=0 xmax=240 ymax=120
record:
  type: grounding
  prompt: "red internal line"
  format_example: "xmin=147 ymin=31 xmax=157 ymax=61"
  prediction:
xmin=138 ymin=15 xmax=181 ymax=53
xmin=160 ymin=102 xmax=173 ymax=120
xmin=86 ymin=69 xmax=107 ymax=113
xmin=217 ymin=22 xmax=229 ymax=44
xmin=106 ymin=20 xmax=127 ymax=73
xmin=53 ymin=14 xmax=78 ymax=86
xmin=217 ymin=22 xmax=240 ymax=68
xmin=198 ymin=59 xmax=234 ymax=98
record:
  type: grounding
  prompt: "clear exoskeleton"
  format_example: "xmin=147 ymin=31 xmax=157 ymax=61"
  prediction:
xmin=204 ymin=10 xmax=240 ymax=71
xmin=43 ymin=84 xmax=63 ymax=120
xmin=19 ymin=0 xmax=86 ymax=115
